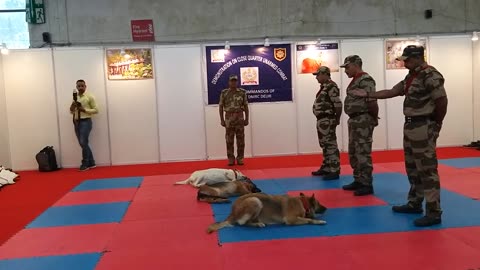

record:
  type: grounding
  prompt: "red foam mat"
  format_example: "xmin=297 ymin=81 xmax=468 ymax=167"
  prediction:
xmin=96 ymin=244 xmax=223 ymax=270
xmin=0 ymin=223 xmax=117 ymax=259
xmin=288 ymin=189 xmax=387 ymax=208
xmin=220 ymin=229 xmax=480 ymax=270
xmin=441 ymin=173 xmax=480 ymax=199
xmin=141 ymin=174 xmax=191 ymax=186
xmin=107 ymin=216 xmax=218 ymax=251
xmin=53 ymin=188 xmax=138 ymax=206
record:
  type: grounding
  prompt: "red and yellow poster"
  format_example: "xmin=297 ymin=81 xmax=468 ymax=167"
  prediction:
xmin=106 ymin=48 xmax=154 ymax=80
xmin=296 ymin=43 xmax=339 ymax=74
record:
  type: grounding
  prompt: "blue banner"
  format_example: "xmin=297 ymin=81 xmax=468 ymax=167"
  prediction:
xmin=205 ymin=44 xmax=293 ymax=105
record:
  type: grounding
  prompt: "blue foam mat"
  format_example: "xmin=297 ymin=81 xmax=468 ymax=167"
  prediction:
xmin=26 ymin=202 xmax=131 ymax=228
xmin=0 ymin=253 xmax=101 ymax=270
xmin=72 ymin=177 xmax=143 ymax=192
xmin=439 ymin=157 xmax=480 ymax=169
xmin=212 ymin=173 xmax=480 ymax=243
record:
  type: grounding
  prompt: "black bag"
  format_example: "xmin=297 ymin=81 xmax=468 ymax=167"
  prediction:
xmin=35 ymin=146 xmax=60 ymax=172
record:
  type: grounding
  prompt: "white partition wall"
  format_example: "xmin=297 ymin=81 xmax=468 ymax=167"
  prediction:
xmin=154 ymin=45 xmax=207 ymax=161
xmin=2 ymin=49 xmax=60 ymax=170
xmin=295 ymin=41 xmax=344 ymax=154
xmin=250 ymin=102 xmax=298 ymax=156
xmin=106 ymin=47 xmax=160 ymax=165
xmin=0 ymin=55 xmax=11 ymax=168
xmin=340 ymin=39 xmax=388 ymax=151
xmin=472 ymin=39 xmax=480 ymax=140
xmin=429 ymin=36 xmax=474 ymax=146
xmin=53 ymin=47 xmax=111 ymax=168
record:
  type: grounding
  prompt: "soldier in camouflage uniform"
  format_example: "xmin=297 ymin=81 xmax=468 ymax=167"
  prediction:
xmin=219 ymin=75 xmax=249 ymax=166
xmin=340 ymin=55 xmax=379 ymax=196
xmin=311 ymin=66 xmax=342 ymax=180
xmin=350 ymin=45 xmax=448 ymax=227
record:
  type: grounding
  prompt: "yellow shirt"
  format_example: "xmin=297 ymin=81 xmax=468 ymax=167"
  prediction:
xmin=71 ymin=92 xmax=98 ymax=120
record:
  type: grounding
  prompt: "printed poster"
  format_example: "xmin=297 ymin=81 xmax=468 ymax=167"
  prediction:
xmin=106 ymin=48 xmax=154 ymax=80
xmin=296 ymin=43 xmax=339 ymax=74
xmin=205 ymin=44 xmax=293 ymax=104
xmin=386 ymin=39 xmax=428 ymax=69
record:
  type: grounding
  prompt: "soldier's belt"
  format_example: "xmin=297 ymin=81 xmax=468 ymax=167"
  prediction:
xmin=225 ymin=111 xmax=243 ymax=114
xmin=405 ymin=115 xmax=433 ymax=123
xmin=316 ymin=114 xmax=335 ymax=120
xmin=347 ymin=112 xmax=368 ymax=118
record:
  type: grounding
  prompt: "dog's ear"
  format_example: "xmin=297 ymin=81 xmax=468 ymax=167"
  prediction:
xmin=299 ymin=192 xmax=305 ymax=197
xmin=311 ymin=193 xmax=315 ymax=199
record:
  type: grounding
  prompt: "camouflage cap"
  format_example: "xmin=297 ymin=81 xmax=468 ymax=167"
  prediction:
xmin=396 ymin=45 xmax=424 ymax=61
xmin=313 ymin=66 xmax=331 ymax=76
xmin=229 ymin=74 xmax=238 ymax=81
xmin=340 ymin=55 xmax=362 ymax=68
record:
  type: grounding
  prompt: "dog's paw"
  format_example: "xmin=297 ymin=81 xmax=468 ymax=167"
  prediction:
xmin=314 ymin=219 xmax=327 ymax=225
xmin=256 ymin=222 xmax=266 ymax=228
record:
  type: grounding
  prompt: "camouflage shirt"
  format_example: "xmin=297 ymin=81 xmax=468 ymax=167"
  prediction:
xmin=344 ymin=72 xmax=376 ymax=115
xmin=392 ymin=63 xmax=447 ymax=116
xmin=219 ymin=88 xmax=248 ymax=112
xmin=313 ymin=79 xmax=342 ymax=117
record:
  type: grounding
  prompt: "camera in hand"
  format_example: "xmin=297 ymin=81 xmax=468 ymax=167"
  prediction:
xmin=73 ymin=89 xmax=78 ymax=102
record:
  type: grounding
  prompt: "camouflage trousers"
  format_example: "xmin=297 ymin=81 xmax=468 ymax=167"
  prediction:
xmin=348 ymin=114 xmax=375 ymax=186
xmin=404 ymin=118 xmax=442 ymax=217
xmin=225 ymin=112 xmax=245 ymax=162
xmin=316 ymin=117 xmax=340 ymax=173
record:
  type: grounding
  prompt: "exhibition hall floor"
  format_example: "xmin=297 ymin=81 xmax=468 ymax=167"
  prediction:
xmin=1 ymin=147 xmax=480 ymax=270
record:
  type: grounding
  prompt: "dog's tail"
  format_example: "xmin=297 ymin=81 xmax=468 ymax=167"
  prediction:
xmin=207 ymin=220 xmax=232 ymax=234
xmin=174 ymin=178 xmax=191 ymax=185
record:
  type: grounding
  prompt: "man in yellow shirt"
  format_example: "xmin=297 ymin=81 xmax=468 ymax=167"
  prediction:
xmin=70 ymin=79 xmax=98 ymax=171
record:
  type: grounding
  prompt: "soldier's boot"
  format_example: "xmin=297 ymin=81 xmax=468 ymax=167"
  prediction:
xmin=322 ymin=172 xmax=339 ymax=180
xmin=311 ymin=166 xmax=327 ymax=176
xmin=353 ymin=185 xmax=374 ymax=196
xmin=414 ymin=216 xmax=441 ymax=227
xmin=236 ymin=157 xmax=244 ymax=166
xmin=228 ymin=159 xmax=235 ymax=166
xmin=392 ymin=203 xmax=423 ymax=214
xmin=342 ymin=181 xmax=363 ymax=191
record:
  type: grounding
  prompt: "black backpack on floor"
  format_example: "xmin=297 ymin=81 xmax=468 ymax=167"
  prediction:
xmin=35 ymin=146 xmax=60 ymax=172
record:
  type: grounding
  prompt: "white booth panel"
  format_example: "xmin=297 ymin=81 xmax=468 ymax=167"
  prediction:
xmin=3 ymin=49 xmax=60 ymax=170
xmin=385 ymin=69 xmax=409 ymax=149
xmin=429 ymin=36 xmax=473 ymax=146
xmin=340 ymin=39 xmax=388 ymax=151
xmin=0 ymin=55 xmax=11 ymax=168
xmin=106 ymin=52 xmax=160 ymax=165
xmin=53 ymin=47 xmax=111 ymax=168
xmin=250 ymin=102 xmax=298 ymax=156
xmin=473 ymin=39 xmax=480 ymax=140
xmin=155 ymin=45 xmax=207 ymax=161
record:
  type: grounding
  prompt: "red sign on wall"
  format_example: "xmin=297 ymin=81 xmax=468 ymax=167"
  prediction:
xmin=131 ymin=19 xmax=155 ymax=42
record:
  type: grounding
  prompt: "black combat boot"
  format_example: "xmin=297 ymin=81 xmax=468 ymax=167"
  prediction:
xmin=392 ymin=204 xmax=423 ymax=214
xmin=322 ymin=173 xmax=339 ymax=180
xmin=414 ymin=216 xmax=441 ymax=227
xmin=342 ymin=181 xmax=362 ymax=190
xmin=353 ymin=185 xmax=374 ymax=196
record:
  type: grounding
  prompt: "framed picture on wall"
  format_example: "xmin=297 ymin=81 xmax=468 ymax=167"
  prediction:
xmin=105 ymin=48 xmax=154 ymax=80
xmin=385 ymin=39 xmax=428 ymax=70
xmin=295 ymin=43 xmax=339 ymax=74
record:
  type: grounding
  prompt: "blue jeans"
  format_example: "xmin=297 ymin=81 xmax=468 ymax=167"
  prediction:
xmin=74 ymin=118 xmax=95 ymax=167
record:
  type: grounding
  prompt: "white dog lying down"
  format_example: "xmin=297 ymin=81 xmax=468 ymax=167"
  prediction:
xmin=174 ymin=168 xmax=246 ymax=187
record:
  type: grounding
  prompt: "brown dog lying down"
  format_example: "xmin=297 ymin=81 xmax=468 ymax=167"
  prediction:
xmin=207 ymin=192 xmax=327 ymax=233
xmin=197 ymin=178 xmax=262 ymax=203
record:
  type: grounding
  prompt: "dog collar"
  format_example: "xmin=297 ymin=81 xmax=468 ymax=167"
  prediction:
xmin=300 ymin=196 xmax=311 ymax=217
xmin=232 ymin=169 xmax=238 ymax=180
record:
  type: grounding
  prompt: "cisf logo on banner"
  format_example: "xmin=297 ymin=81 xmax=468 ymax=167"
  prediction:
xmin=274 ymin=48 xmax=287 ymax=61
xmin=131 ymin=19 xmax=155 ymax=42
